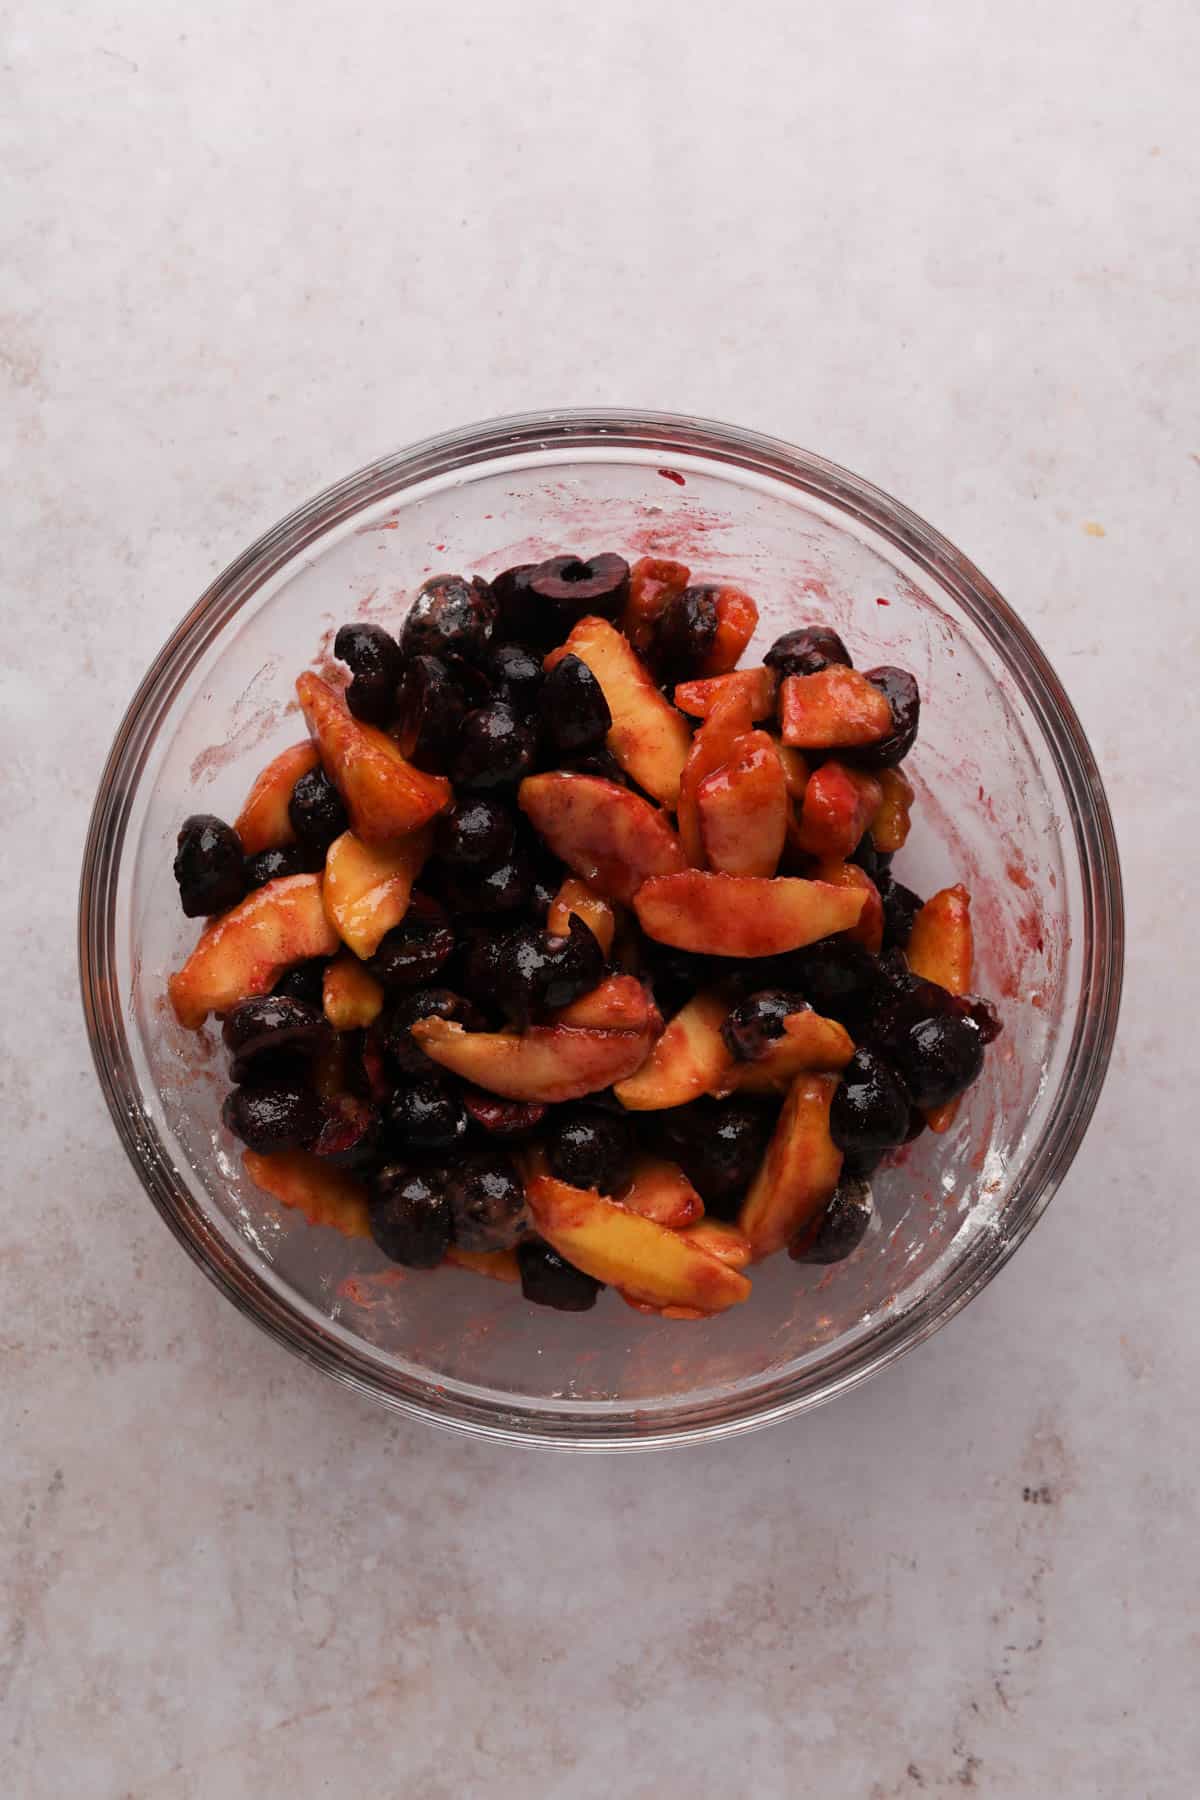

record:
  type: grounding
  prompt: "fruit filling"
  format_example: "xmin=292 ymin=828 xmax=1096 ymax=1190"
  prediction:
xmin=168 ymin=550 xmax=1001 ymax=1317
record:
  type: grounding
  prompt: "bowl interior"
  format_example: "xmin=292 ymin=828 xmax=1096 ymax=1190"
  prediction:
xmin=105 ymin=432 xmax=1092 ymax=1443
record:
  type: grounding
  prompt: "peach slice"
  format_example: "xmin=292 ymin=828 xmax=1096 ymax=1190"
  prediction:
xmin=780 ymin=667 xmax=894 ymax=748
xmin=297 ymin=671 xmax=451 ymax=842
xmin=168 ymin=874 xmax=340 ymax=1028
xmin=674 ymin=666 xmax=777 ymax=721
xmin=234 ymin=741 xmax=320 ymax=854
xmin=518 ymin=772 xmax=686 ymax=903
xmin=623 ymin=556 xmax=690 ymax=654
xmin=676 ymin=688 xmax=755 ymax=866
xmin=697 ymin=735 xmax=788 ymax=878
xmin=546 ymin=876 xmax=616 ymax=955
xmin=547 ymin=616 xmax=691 ymax=805
xmin=773 ymin=740 xmax=810 ymax=802
xmin=634 ymin=871 xmax=867 ymax=957
xmin=554 ymin=975 xmax=660 ymax=1034
xmin=322 ymin=953 xmax=385 ymax=1030
xmin=322 ymin=827 xmax=431 ymax=960
xmin=527 ymin=1175 xmax=751 ymax=1313
xmin=702 ymin=586 xmax=759 ymax=676
xmin=445 ymin=1246 xmax=521 ymax=1284
xmin=412 ymin=1014 xmax=657 ymax=1103
xmin=711 ymin=1009 xmax=854 ymax=1095
xmin=869 ymin=767 xmax=915 ymax=853
xmin=614 ymin=988 xmax=731 ymax=1110
xmin=737 ymin=1074 xmax=843 ymax=1260
xmin=678 ymin=1218 xmax=753 ymax=1270
xmin=619 ymin=1156 xmax=704 ymax=1228
xmin=813 ymin=859 xmax=884 ymax=954
xmin=908 ymin=884 xmax=973 ymax=995
xmin=243 ymin=1150 xmax=371 ymax=1238
xmin=793 ymin=761 xmax=883 ymax=859
xmin=908 ymin=884 xmax=974 ymax=1135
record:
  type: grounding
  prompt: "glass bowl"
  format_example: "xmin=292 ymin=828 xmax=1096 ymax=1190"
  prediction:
xmin=78 ymin=409 xmax=1122 ymax=1450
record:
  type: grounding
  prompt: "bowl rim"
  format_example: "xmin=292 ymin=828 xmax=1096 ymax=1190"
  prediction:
xmin=78 ymin=407 xmax=1124 ymax=1450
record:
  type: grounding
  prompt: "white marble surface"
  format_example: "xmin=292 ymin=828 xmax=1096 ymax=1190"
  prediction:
xmin=3 ymin=1 xmax=1196 ymax=1794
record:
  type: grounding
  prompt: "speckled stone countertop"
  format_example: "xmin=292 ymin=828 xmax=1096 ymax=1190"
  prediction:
xmin=3 ymin=2 xmax=1195 ymax=1794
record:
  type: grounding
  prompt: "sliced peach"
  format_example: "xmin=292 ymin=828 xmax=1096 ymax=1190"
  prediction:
xmin=412 ymin=1015 xmax=656 ymax=1103
xmin=794 ymin=761 xmax=883 ymax=859
xmin=623 ymin=556 xmax=690 ymax=654
xmin=780 ymin=667 xmax=893 ymax=749
xmin=549 ymin=616 xmax=691 ymax=805
xmin=676 ymin=688 xmax=755 ymax=866
xmin=243 ymin=1150 xmax=371 ymax=1238
xmin=518 ymin=773 xmax=686 ymax=903
xmin=546 ymin=876 xmax=616 ymax=955
xmin=554 ymin=975 xmax=660 ymax=1034
xmin=869 ymin=767 xmax=915 ymax=853
xmin=322 ymin=953 xmax=385 ymax=1030
xmin=614 ymin=988 xmax=731 ymax=1110
xmin=771 ymin=739 xmax=810 ymax=802
xmin=711 ymin=1009 xmax=854 ymax=1095
xmin=619 ymin=1157 xmax=704 ymax=1228
xmin=234 ymin=741 xmax=320 ymax=854
xmin=697 ymin=736 xmax=788 ymax=877
xmin=527 ymin=1176 xmax=750 ymax=1313
xmin=679 ymin=1218 xmax=752 ymax=1270
xmin=738 ymin=1074 xmax=843 ymax=1260
xmin=908 ymin=884 xmax=973 ymax=994
xmin=446 ymin=1246 xmax=521 ymax=1284
xmin=634 ymin=872 xmax=867 ymax=958
xmin=674 ymin=666 xmax=777 ymax=720
xmin=297 ymin=671 xmax=451 ymax=842
xmin=168 ymin=874 xmax=340 ymax=1029
xmin=814 ymin=860 xmax=884 ymax=953
xmin=322 ymin=826 xmax=431 ymax=960
xmin=702 ymin=586 xmax=759 ymax=676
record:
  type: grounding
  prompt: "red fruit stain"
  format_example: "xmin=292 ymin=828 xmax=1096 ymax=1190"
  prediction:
xmin=337 ymin=1269 xmax=406 ymax=1308
xmin=1006 ymin=857 xmax=1033 ymax=891
xmin=658 ymin=468 xmax=686 ymax=486
xmin=876 ymin=595 xmax=891 ymax=606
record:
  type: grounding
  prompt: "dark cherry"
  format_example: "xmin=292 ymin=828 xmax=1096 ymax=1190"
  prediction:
xmin=652 ymin=586 xmax=719 ymax=685
xmin=490 ymin=916 xmax=605 ymax=1025
xmin=384 ymin=987 xmax=483 ymax=1076
xmin=851 ymin=667 xmax=920 ymax=768
xmin=637 ymin=941 xmax=717 ymax=1015
xmin=888 ymin=1013 xmax=985 ymax=1109
xmin=400 ymin=573 xmax=497 ymax=665
xmin=654 ymin=1099 xmax=774 ymax=1220
xmin=517 ymin=1240 xmax=604 ymax=1312
xmin=445 ymin=1152 xmax=529 ymax=1251
xmin=272 ymin=959 xmax=329 ymax=1009
xmin=434 ymin=797 xmax=515 ymax=868
xmin=443 ymin=848 xmax=533 ymax=915
xmin=368 ymin=1164 xmax=453 ymax=1268
xmin=776 ymin=939 xmax=888 ymax=1035
xmin=962 ymin=995 xmax=1003 ymax=1045
xmin=489 ymin=562 xmax=547 ymax=645
xmin=462 ymin=1089 xmax=547 ymax=1138
xmin=490 ymin=641 xmax=544 ymax=717
xmin=829 ymin=1049 xmax=911 ymax=1157
xmin=173 ymin=814 xmax=247 ymax=918
xmin=722 ymin=990 xmax=808 ymax=1061
xmin=386 ymin=1076 xmax=468 ymax=1150
xmin=222 ymin=1079 xmax=320 ymax=1153
xmin=764 ymin=625 xmax=853 ymax=679
xmin=849 ymin=832 xmax=888 ymax=883
xmin=879 ymin=872 xmax=924 ymax=949
xmin=367 ymin=897 xmax=456 ymax=989
xmin=542 ymin=653 xmax=613 ymax=753
xmin=790 ymin=1176 xmax=874 ymax=1264
xmin=452 ymin=701 xmax=537 ymax=790
xmin=560 ymin=748 xmax=626 ymax=783
xmin=243 ymin=844 xmax=318 ymax=888
xmin=287 ymin=767 xmax=349 ymax=856
xmin=393 ymin=654 xmax=468 ymax=773
xmin=528 ymin=552 xmax=630 ymax=624
xmin=334 ymin=621 xmax=404 ymax=725
xmin=842 ymin=1145 xmax=885 ymax=1178
xmin=546 ymin=1107 xmax=634 ymax=1194
xmin=222 ymin=995 xmax=330 ymax=1078
xmin=312 ymin=1094 xmax=380 ymax=1168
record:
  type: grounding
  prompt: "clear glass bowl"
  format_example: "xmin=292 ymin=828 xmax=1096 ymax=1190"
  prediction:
xmin=78 ymin=410 xmax=1123 ymax=1449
